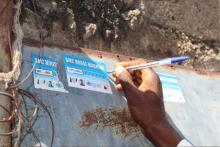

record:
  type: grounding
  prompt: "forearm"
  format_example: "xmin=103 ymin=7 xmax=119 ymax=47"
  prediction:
xmin=143 ymin=121 xmax=183 ymax=147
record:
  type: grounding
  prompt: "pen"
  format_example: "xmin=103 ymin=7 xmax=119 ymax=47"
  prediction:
xmin=107 ymin=56 xmax=189 ymax=74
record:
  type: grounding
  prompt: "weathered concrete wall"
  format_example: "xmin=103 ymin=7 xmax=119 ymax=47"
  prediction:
xmin=144 ymin=0 xmax=220 ymax=41
xmin=21 ymin=0 xmax=220 ymax=71
xmin=86 ymin=0 xmax=220 ymax=71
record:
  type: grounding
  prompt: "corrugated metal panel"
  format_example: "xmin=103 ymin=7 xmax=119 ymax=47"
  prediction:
xmin=19 ymin=42 xmax=220 ymax=147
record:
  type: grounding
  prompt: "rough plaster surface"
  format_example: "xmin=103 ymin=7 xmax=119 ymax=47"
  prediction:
xmin=144 ymin=0 xmax=220 ymax=41
xmin=21 ymin=0 xmax=220 ymax=71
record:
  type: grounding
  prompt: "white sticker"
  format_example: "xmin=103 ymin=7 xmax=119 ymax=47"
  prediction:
xmin=157 ymin=72 xmax=185 ymax=103
xmin=32 ymin=54 xmax=68 ymax=93
xmin=63 ymin=55 xmax=112 ymax=94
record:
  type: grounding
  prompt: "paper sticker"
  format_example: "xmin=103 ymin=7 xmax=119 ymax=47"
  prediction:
xmin=32 ymin=54 xmax=68 ymax=93
xmin=63 ymin=54 xmax=112 ymax=94
xmin=157 ymin=72 xmax=185 ymax=103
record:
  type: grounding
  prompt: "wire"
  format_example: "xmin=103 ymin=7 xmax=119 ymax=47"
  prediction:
xmin=0 ymin=88 xmax=44 ymax=146
xmin=0 ymin=91 xmax=20 ymax=138
xmin=0 ymin=104 xmax=14 ymax=122
xmin=1 ymin=0 xmax=55 ymax=146
xmin=20 ymin=92 xmax=39 ymax=122
xmin=19 ymin=92 xmax=41 ymax=147
xmin=14 ymin=62 xmax=36 ymax=87
xmin=18 ymin=88 xmax=54 ymax=147
xmin=0 ymin=130 xmax=19 ymax=136
xmin=13 ymin=0 xmax=45 ymax=88
xmin=0 ymin=89 xmax=39 ymax=146
xmin=0 ymin=0 xmax=52 ymax=146
xmin=0 ymin=91 xmax=16 ymax=101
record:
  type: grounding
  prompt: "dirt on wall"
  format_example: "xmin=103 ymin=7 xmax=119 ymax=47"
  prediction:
xmin=79 ymin=107 xmax=141 ymax=138
xmin=20 ymin=0 xmax=220 ymax=71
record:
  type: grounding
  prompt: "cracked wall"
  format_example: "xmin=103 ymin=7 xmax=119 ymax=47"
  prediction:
xmin=21 ymin=0 xmax=220 ymax=71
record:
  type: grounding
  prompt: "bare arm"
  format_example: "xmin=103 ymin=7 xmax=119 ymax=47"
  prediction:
xmin=114 ymin=60 xmax=183 ymax=147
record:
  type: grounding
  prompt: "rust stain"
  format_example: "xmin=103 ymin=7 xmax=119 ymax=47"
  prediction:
xmin=24 ymin=39 xmax=220 ymax=78
xmin=79 ymin=107 xmax=141 ymax=137
xmin=23 ymin=38 xmax=135 ymax=62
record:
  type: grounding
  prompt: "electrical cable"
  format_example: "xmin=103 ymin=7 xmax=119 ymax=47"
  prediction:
xmin=19 ymin=95 xmax=39 ymax=123
xmin=18 ymin=88 xmax=54 ymax=147
xmin=14 ymin=62 xmax=36 ymax=87
xmin=1 ymin=0 xmax=55 ymax=146
xmin=0 ymin=104 xmax=14 ymax=122
xmin=0 ymin=91 xmax=20 ymax=138
xmin=0 ymin=88 xmax=41 ymax=146
xmin=13 ymin=0 xmax=45 ymax=88
xmin=19 ymin=92 xmax=41 ymax=147
xmin=1 ymin=0 xmax=49 ymax=146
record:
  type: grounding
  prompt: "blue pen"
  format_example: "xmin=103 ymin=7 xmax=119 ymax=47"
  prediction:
xmin=108 ymin=56 xmax=189 ymax=73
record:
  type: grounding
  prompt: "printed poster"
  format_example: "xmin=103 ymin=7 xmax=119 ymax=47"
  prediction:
xmin=63 ymin=54 xmax=112 ymax=94
xmin=32 ymin=54 xmax=68 ymax=93
xmin=157 ymin=72 xmax=185 ymax=103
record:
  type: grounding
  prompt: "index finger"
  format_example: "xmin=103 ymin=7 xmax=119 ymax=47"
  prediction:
xmin=118 ymin=60 xmax=160 ymax=91
xmin=112 ymin=59 xmax=145 ymax=77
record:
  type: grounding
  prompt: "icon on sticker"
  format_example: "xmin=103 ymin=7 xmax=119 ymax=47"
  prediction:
xmin=48 ymin=81 xmax=54 ymax=88
xmin=103 ymin=85 xmax=109 ymax=90
xmin=79 ymin=79 xmax=85 ymax=86
xmin=70 ymin=77 xmax=78 ymax=83
xmin=37 ymin=79 xmax=40 ymax=84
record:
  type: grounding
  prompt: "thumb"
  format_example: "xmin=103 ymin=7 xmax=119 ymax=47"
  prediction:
xmin=115 ymin=65 xmax=140 ymax=104
xmin=115 ymin=65 xmax=134 ymax=90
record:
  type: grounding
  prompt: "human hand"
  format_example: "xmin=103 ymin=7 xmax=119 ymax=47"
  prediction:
xmin=114 ymin=60 xmax=182 ymax=147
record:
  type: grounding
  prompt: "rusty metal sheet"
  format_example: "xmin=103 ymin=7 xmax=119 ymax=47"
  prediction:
xmin=18 ymin=43 xmax=220 ymax=147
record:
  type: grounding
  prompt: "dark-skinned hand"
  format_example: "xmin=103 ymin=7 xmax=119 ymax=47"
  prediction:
xmin=113 ymin=60 xmax=183 ymax=147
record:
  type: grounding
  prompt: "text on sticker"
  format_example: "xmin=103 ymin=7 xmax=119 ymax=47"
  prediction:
xmin=65 ymin=57 xmax=104 ymax=70
xmin=35 ymin=58 xmax=57 ymax=67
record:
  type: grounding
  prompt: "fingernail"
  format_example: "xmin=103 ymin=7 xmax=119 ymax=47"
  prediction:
xmin=115 ymin=65 xmax=125 ymax=75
